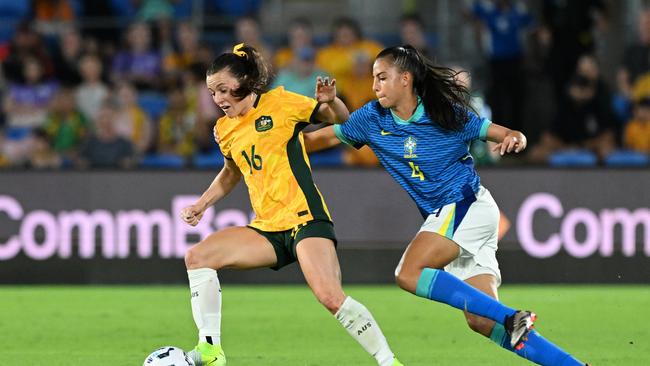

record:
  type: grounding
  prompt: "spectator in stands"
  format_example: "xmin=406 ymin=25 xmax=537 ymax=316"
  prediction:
xmin=2 ymin=21 xmax=55 ymax=83
xmin=155 ymin=17 xmax=175 ymax=64
xmin=79 ymin=101 xmax=135 ymax=168
xmin=3 ymin=56 xmax=59 ymax=129
xmin=26 ymin=127 xmax=62 ymax=169
xmin=112 ymin=21 xmax=162 ymax=90
xmin=234 ymin=16 xmax=272 ymax=62
xmin=113 ymin=82 xmax=152 ymax=154
xmin=529 ymin=55 xmax=615 ymax=163
xmin=182 ymin=63 xmax=221 ymax=152
xmin=273 ymin=17 xmax=315 ymax=70
xmin=44 ymin=87 xmax=89 ymax=158
xmin=624 ymin=96 xmax=650 ymax=154
xmin=618 ymin=9 xmax=650 ymax=98
xmin=52 ymin=27 xmax=84 ymax=86
xmin=469 ymin=0 xmax=532 ymax=132
xmin=272 ymin=46 xmax=325 ymax=97
xmin=539 ymin=0 xmax=607 ymax=104
xmin=164 ymin=20 xmax=201 ymax=76
xmin=617 ymin=8 xmax=650 ymax=122
xmin=195 ymin=42 xmax=216 ymax=69
xmin=399 ymin=14 xmax=433 ymax=59
xmin=451 ymin=64 xmax=500 ymax=166
xmin=315 ymin=17 xmax=382 ymax=110
xmin=157 ymin=88 xmax=196 ymax=157
xmin=75 ymin=54 xmax=110 ymax=121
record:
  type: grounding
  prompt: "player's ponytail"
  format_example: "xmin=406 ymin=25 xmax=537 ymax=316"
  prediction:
xmin=376 ymin=45 xmax=472 ymax=131
xmin=206 ymin=43 xmax=271 ymax=99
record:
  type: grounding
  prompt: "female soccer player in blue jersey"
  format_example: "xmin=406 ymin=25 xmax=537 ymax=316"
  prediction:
xmin=305 ymin=45 xmax=590 ymax=366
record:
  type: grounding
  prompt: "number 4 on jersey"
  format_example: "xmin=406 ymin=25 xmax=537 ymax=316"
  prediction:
xmin=242 ymin=144 xmax=263 ymax=174
xmin=409 ymin=161 xmax=424 ymax=181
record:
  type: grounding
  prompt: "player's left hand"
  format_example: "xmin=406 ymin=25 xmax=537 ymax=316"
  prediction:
xmin=493 ymin=131 xmax=527 ymax=155
xmin=315 ymin=76 xmax=337 ymax=104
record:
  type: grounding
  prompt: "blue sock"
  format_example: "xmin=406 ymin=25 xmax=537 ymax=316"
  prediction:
xmin=415 ymin=268 xmax=516 ymax=324
xmin=490 ymin=323 xmax=584 ymax=365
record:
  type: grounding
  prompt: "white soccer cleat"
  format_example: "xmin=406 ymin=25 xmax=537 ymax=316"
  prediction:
xmin=506 ymin=310 xmax=537 ymax=350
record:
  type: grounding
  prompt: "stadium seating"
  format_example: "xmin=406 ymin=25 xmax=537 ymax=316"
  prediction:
xmin=604 ymin=149 xmax=650 ymax=167
xmin=193 ymin=152 xmax=225 ymax=169
xmin=4 ymin=126 xmax=32 ymax=141
xmin=548 ymin=149 xmax=598 ymax=167
xmin=139 ymin=153 xmax=185 ymax=169
xmin=308 ymin=147 xmax=343 ymax=167
xmin=138 ymin=92 xmax=168 ymax=120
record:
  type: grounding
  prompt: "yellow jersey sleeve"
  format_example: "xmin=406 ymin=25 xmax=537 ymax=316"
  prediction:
xmin=278 ymin=88 xmax=320 ymax=125
xmin=214 ymin=119 xmax=233 ymax=159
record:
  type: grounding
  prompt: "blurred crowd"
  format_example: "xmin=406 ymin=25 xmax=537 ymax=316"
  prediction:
xmin=1 ymin=0 xmax=649 ymax=170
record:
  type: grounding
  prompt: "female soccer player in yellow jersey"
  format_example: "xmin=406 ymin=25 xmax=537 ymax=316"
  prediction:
xmin=179 ymin=44 xmax=404 ymax=366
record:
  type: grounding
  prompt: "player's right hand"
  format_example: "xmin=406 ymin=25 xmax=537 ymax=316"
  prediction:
xmin=180 ymin=205 xmax=204 ymax=226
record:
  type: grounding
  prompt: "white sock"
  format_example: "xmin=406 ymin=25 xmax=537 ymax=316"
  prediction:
xmin=335 ymin=296 xmax=395 ymax=366
xmin=188 ymin=268 xmax=222 ymax=345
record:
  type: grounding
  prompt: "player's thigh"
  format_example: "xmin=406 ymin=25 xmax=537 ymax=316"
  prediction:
xmin=295 ymin=237 xmax=346 ymax=312
xmin=394 ymin=231 xmax=461 ymax=292
xmin=185 ymin=226 xmax=277 ymax=270
xmin=463 ymin=274 xmax=500 ymax=336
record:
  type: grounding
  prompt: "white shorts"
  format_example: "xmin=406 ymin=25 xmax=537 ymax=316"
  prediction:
xmin=418 ymin=185 xmax=502 ymax=286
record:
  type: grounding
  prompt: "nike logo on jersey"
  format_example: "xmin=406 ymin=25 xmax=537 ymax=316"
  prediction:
xmin=380 ymin=130 xmax=392 ymax=136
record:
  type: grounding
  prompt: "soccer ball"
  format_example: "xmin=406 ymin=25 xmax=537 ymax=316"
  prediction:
xmin=143 ymin=346 xmax=195 ymax=366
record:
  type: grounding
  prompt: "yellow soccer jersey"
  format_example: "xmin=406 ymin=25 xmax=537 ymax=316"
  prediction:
xmin=214 ymin=86 xmax=332 ymax=231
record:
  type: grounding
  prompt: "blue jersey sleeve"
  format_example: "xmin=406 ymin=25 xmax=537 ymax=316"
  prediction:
xmin=333 ymin=103 xmax=373 ymax=149
xmin=458 ymin=109 xmax=491 ymax=143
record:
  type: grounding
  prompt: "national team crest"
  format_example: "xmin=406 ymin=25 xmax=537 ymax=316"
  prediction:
xmin=255 ymin=116 xmax=273 ymax=132
xmin=404 ymin=136 xmax=418 ymax=158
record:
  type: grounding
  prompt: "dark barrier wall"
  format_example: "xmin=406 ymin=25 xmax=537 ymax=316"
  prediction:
xmin=1 ymin=169 xmax=649 ymax=284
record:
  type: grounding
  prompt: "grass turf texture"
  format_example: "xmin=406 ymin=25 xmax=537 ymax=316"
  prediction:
xmin=1 ymin=285 xmax=646 ymax=365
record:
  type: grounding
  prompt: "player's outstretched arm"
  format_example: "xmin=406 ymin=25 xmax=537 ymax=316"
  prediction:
xmin=303 ymin=125 xmax=341 ymax=153
xmin=486 ymin=123 xmax=527 ymax=156
xmin=180 ymin=159 xmax=242 ymax=226
xmin=314 ymin=76 xmax=349 ymax=123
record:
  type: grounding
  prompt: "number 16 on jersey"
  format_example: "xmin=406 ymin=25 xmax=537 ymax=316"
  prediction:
xmin=242 ymin=144 xmax=263 ymax=174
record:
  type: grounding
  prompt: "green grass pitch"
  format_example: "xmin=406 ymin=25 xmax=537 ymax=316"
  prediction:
xmin=1 ymin=285 xmax=647 ymax=365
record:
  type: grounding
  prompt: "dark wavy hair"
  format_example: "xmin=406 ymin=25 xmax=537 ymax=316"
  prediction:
xmin=376 ymin=45 xmax=472 ymax=131
xmin=206 ymin=44 xmax=271 ymax=100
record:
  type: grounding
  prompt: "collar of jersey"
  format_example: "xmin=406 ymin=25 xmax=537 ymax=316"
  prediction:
xmin=233 ymin=93 xmax=262 ymax=120
xmin=390 ymin=96 xmax=424 ymax=125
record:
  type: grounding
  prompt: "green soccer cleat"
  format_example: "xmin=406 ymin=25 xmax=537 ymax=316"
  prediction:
xmin=392 ymin=358 xmax=404 ymax=366
xmin=186 ymin=342 xmax=226 ymax=366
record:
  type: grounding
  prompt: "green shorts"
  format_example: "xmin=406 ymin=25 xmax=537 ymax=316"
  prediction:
xmin=248 ymin=220 xmax=337 ymax=270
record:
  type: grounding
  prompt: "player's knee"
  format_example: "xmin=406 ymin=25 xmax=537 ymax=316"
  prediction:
xmin=184 ymin=246 xmax=202 ymax=269
xmin=394 ymin=270 xmax=417 ymax=293
xmin=184 ymin=244 xmax=222 ymax=270
xmin=466 ymin=314 xmax=493 ymax=335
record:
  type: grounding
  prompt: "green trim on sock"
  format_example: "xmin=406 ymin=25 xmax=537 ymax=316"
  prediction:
xmin=415 ymin=268 xmax=439 ymax=298
xmin=489 ymin=323 xmax=508 ymax=348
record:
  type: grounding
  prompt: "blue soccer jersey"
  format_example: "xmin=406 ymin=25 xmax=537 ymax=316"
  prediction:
xmin=334 ymin=100 xmax=491 ymax=218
